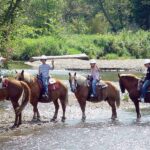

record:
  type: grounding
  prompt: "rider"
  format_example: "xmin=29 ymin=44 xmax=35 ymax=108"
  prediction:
xmin=140 ymin=59 xmax=150 ymax=102
xmin=39 ymin=55 xmax=54 ymax=98
xmin=90 ymin=59 xmax=100 ymax=97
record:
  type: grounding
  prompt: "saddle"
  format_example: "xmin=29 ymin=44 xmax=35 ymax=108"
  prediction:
xmin=37 ymin=75 xmax=60 ymax=102
xmin=137 ymin=78 xmax=150 ymax=92
xmin=138 ymin=78 xmax=150 ymax=103
xmin=86 ymin=75 xmax=108 ymax=101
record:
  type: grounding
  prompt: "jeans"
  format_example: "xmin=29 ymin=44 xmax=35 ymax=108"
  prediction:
xmin=141 ymin=80 xmax=150 ymax=98
xmin=92 ymin=79 xmax=97 ymax=96
xmin=42 ymin=77 xmax=49 ymax=94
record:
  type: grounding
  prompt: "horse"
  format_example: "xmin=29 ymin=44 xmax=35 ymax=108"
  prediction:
xmin=118 ymin=73 xmax=150 ymax=119
xmin=0 ymin=77 xmax=31 ymax=127
xmin=15 ymin=70 xmax=68 ymax=122
xmin=69 ymin=72 xmax=120 ymax=121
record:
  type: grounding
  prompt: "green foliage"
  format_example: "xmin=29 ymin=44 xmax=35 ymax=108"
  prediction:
xmin=11 ymin=30 xmax=150 ymax=60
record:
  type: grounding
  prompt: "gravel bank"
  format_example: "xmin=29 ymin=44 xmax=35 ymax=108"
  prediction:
xmin=26 ymin=59 xmax=146 ymax=72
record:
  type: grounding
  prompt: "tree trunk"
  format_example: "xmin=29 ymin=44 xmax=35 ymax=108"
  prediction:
xmin=98 ymin=0 xmax=117 ymax=32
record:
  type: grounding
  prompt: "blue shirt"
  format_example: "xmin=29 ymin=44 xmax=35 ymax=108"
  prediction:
xmin=39 ymin=64 xmax=52 ymax=78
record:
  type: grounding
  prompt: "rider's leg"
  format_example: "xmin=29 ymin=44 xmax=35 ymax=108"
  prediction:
xmin=42 ymin=77 xmax=48 ymax=96
xmin=140 ymin=80 xmax=150 ymax=102
xmin=92 ymin=79 xmax=97 ymax=96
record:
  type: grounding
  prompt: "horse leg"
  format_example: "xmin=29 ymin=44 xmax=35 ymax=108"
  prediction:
xmin=107 ymin=99 xmax=117 ymax=120
xmin=17 ymin=113 xmax=22 ymax=127
xmin=133 ymin=100 xmax=141 ymax=119
xmin=11 ymin=101 xmax=20 ymax=128
xmin=51 ymin=99 xmax=59 ymax=122
xmin=31 ymin=101 xmax=41 ymax=121
xmin=60 ymin=98 xmax=66 ymax=122
xmin=78 ymin=99 xmax=86 ymax=122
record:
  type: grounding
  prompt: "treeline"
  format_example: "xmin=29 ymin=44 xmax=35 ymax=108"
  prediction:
xmin=0 ymin=0 xmax=150 ymax=59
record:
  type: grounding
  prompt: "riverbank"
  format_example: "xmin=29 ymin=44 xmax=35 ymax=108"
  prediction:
xmin=26 ymin=59 xmax=146 ymax=72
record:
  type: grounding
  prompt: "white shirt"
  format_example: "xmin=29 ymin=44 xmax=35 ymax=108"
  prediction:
xmin=91 ymin=66 xmax=100 ymax=80
xmin=39 ymin=64 xmax=52 ymax=78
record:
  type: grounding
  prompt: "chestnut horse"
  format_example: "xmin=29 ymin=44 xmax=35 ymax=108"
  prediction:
xmin=69 ymin=72 xmax=120 ymax=121
xmin=118 ymin=74 xmax=150 ymax=119
xmin=15 ymin=70 xmax=68 ymax=122
xmin=0 ymin=77 xmax=31 ymax=127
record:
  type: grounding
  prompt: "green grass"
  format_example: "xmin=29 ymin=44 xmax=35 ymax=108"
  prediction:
xmin=7 ymin=61 xmax=31 ymax=69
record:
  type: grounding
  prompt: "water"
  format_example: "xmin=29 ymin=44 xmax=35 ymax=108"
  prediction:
xmin=0 ymin=69 xmax=149 ymax=150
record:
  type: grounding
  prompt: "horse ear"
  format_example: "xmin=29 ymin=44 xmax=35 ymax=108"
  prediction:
xmin=15 ymin=70 xmax=18 ymax=74
xmin=21 ymin=70 xmax=24 ymax=75
xmin=69 ymin=72 xmax=71 ymax=76
xmin=74 ymin=72 xmax=76 ymax=76
xmin=118 ymin=73 xmax=120 ymax=78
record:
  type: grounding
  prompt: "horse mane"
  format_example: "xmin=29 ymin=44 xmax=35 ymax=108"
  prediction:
xmin=76 ymin=74 xmax=87 ymax=86
xmin=120 ymin=74 xmax=140 ymax=80
xmin=23 ymin=72 xmax=35 ymax=83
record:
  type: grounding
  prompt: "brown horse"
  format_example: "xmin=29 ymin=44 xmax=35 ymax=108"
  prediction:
xmin=118 ymin=73 xmax=150 ymax=119
xmin=69 ymin=72 xmax=120 ymax=121
xmin=0 ymin=77 xmax=31 ymax=127
xmin=15 ymin=70 xmax=68 ymax=122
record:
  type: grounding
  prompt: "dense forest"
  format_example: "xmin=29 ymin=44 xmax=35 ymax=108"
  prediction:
xmin=0 ymin=0 xmax=150 ymax=60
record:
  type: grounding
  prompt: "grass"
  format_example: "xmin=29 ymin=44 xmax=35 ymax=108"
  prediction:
xmin=7 ymin=61 xmax=31 ymax=69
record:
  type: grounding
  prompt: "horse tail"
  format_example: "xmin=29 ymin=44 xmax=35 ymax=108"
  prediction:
xmin=115 ymin=89 xmax=120 ymax=108
xmin=16 ymin=81 xmax=31 ymax=115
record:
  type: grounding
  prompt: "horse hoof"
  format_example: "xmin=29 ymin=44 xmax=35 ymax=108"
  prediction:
xmin=10 ymin=124 xmax=17 ymax=129
xmin=50 ymin=118 xmax=57 ymax=122
xmin=61 ymin=117 xmax=66 ymax=122
xmin=31 ymin=118 xmax=39 ymax=122
xmin=81 ymin=117 xmax=86 ymax=122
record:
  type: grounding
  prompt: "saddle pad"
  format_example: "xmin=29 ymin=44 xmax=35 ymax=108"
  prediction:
xmin=49 ymin=78 xmax=56 ymax=84
xmin=48 ymin=82 xmax=60 ymax=90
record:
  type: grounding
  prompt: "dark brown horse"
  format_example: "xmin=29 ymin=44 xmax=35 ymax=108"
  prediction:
xmin=69 ymin=72 xmax=120 ymax=121
xmin=15 ymin=70 xmax=68 ymax=122
xmin=0 ymin=77 xmax=31 ymax=127
xmin=118 ymin=73 xmax=150 ymax=119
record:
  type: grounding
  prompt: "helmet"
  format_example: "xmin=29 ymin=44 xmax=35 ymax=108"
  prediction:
xmin=144 ymin=59 xmax=150 ymax=65
xmin=40 ymin=55 xmax=47 ymax=60
xmin=90 ymin=59 xmax=96 ymax=64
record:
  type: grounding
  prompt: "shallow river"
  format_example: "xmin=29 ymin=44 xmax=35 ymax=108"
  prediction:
xmin=0 ymin=69 xmax=150 ymax=150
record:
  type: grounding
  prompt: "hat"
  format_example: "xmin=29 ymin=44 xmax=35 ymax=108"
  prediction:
xmin=144 ymin=59 xmax=150 ymax=65
xmin=90 ymin=59 xmax=96 ymax=64
xmin=40 ymin=55 xmax=47 ymax=60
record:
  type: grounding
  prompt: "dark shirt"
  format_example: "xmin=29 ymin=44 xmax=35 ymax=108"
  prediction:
xmin=145 ymin=67 xmax=150 ymax=80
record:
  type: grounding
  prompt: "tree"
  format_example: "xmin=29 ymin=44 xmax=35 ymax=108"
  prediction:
xmin=130 ymin=0 xmax=150 ymax=30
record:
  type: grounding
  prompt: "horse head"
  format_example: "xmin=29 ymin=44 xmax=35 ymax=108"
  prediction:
xmin=69 ymin=72 xmax=77 ymax=93
xmin=0 ymin=76 xmax=3 ymax=89
xmin=15 ymin=70 xmax=25 ymax=81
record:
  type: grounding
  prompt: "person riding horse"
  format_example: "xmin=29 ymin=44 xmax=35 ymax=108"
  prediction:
xmin=89 ymin=59 xmax=100 ymax=97
xmin=139 ymin=59 xmax=150 ymax=102
xmin=39 ymin=55 xmax=54 ymax=98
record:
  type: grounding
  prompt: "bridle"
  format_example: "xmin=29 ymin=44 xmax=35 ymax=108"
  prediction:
xmin=69 ymin=76 xmax=78 ymax=93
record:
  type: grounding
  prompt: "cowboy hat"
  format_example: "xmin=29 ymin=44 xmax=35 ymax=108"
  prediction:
xmin=40 ymin=55 xmax=47 ymax=60
xmin=90 ymin=59 xmax=96 ymax=64
xmin=144 ymin=59 xmax=150 ymax=65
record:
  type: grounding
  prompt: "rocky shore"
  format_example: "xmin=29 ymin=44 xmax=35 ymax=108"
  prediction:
xmin=26 ymin=59 xmax=146 ymax=72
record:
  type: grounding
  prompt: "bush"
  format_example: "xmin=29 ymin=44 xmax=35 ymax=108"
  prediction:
xmin=11 ymin=30 xmax=150 ymax=60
